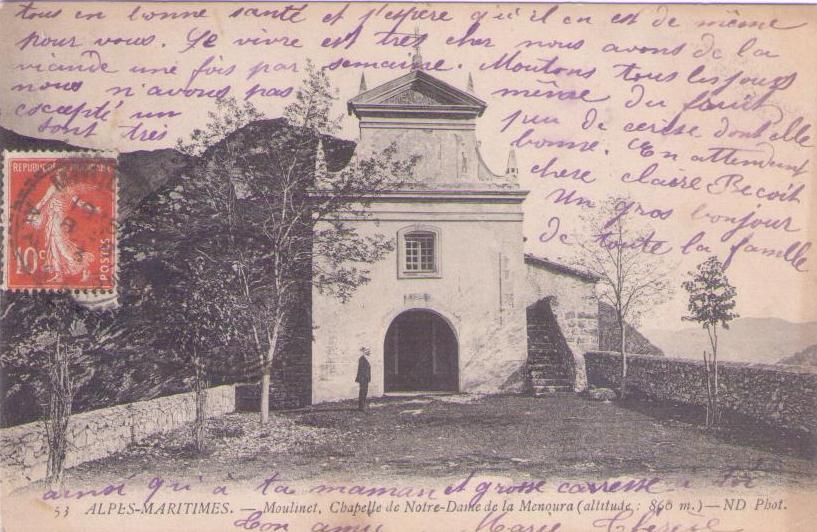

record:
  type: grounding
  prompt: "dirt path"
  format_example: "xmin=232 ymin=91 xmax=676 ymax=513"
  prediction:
xmin=45 ymin=394 xmax=817 ymax=492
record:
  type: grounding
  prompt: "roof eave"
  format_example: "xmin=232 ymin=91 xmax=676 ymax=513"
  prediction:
xmin=348 ymin=103 xmax=485 ymax=118
xmin=524 ymin=254 xmax=600 ymax=283
xmin=347 ymin=70 xmax=486 ymax=117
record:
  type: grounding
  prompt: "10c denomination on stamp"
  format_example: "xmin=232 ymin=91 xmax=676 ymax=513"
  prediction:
xmin=3 ymin=151 xmax=117 ymax=291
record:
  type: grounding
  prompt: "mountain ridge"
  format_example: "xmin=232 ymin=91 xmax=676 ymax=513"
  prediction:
xmin=0 ymin=125 xmax=193 ymax=216
xmin=778 ymin=344 xmax=817 ymax=367
xmin=644 ymin=317 xmax=817 ymax=364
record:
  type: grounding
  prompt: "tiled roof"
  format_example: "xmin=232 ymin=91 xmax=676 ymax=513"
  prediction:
xmin=524 ymin=254 xmax=600 ymax=282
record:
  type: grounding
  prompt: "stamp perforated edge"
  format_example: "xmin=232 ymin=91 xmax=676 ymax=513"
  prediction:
xmin=1 ymin=149 xmax=120 ymax=298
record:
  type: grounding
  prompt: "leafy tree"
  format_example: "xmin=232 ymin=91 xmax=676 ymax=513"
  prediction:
xmin=682 ymin=256 xmax=739 ymax=428
xmin=573 ymin=196 xmax=673 ymax=399
xmin=140 ymin=252 xmax=244 ymax=451
xmin=122 ymin=141 xmax=248 ymax=450
xmin=0 ymin=293 xmax=109 ymax=484
xmin=175 ymin=63 xmax=415 ymax=424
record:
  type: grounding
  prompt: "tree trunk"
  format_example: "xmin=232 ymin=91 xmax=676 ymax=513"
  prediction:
xmin=702 ymin=350 xmax=713 ymax=428
xmin=712 ymin=327 xmax=720 ymax=427
xmin=703 ymin=325 xmax=721 ymax=429
xmin=619 ymin=319 xmax=627 ymax=400
xmin=191 ymin=347 xmax=208 ymax=453
xmin=193 ymin=380 xmax=207 ymax=453
xmin=260 ymin=315 xmax=283 ymax=425
xmin=260 ymin=367 xmax=271 ymax=425
xmin=44 ymin=335 xmax=73 ymax=488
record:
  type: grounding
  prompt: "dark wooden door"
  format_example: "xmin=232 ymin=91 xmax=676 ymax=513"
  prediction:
xmin=385 ymin=311 xmax=457 ymax=392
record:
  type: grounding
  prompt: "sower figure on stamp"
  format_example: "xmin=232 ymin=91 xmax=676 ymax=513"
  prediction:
xmin=27 ymin=166 xmax=100 ymax=283
xmin=355 ymin=347 xmax=371 ymax=411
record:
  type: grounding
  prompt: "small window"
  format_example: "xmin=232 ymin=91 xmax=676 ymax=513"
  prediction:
xmin=405 ymin=231 xmax=435 ymax=272
xmin=397 ymin=225 xmax=442 ymax=279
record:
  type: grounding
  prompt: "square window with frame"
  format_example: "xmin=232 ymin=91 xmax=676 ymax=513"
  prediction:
xmin=398 ymin=227 xmax=441 ymax=278
xmin=405 ymin=232 xmax=435 ymax=272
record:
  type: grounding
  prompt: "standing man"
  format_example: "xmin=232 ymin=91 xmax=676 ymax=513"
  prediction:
xmin=355 ymin=347 xmax=371 ymax=411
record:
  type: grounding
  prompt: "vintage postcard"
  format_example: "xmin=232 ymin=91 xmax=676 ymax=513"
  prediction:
xmin=0 ymin=1 xmax=815 ymax=531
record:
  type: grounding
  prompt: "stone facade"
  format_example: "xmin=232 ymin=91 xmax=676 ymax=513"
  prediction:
xmin=585 ymin=351 xmax=817 ymax=434
xmin=524 ymin=256 xmax=599 ymax=391
xmin=0 ymin=385 xmax=235 ymax=489
xmin=348 ymin=70 xmax=510 ymax=189
xmin=312 ymin=193 xmax=531 ymax=401
xmin=312 ymin=69 xmax=531 ymax=403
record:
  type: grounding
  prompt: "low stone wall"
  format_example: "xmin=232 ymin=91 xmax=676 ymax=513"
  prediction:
xmin=585 ymin=351 xmax=817 ymax=434
xmin=0 ymin=385 xmax=235 ymax=489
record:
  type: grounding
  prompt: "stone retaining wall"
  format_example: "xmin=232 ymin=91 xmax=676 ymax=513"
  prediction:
xmin=585 ymin=351 xmax=817 ymax=434
xmin=0 ymin=385 xmax=235 ymax=489
xmin=524 ymin=257 xmax=599 ymax=391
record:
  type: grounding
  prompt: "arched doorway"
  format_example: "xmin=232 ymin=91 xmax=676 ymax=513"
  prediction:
xmin=384 ymin=310 xmax=458 ymax=392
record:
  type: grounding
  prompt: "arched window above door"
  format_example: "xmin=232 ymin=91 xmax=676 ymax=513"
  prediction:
xmin=397 ymin=225 xmax=442 ymax=279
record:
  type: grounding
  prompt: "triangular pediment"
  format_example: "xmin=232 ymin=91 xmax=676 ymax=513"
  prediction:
xmin=348 ymin=70 xmax=486 ymax=117
xmin=380 ymin=85 xmax=461 ymax=106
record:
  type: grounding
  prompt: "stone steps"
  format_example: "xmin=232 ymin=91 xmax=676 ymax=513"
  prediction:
xmin=527 ymin=365 xmax=568 ymax=379
xmin=528 ymin=352 xmax=562 ymax=360
xmin=527 ymin=362 xmax=573 ymax=396
xmin=531 ymin=384 xmax=573 ymax=396
xmin=527 ymin=358 xmax=563 ymax=365
xmin=530 ymin=377 xmax=570 ymax=386
xmin=527 ymin=362 xmax=565 ymax=370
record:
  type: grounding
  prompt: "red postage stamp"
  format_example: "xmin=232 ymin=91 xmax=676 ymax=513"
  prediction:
xmin=3 ymin=152 xmax=117 ymax=291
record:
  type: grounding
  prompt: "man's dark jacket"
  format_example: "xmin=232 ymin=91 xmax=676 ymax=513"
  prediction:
xmin=355 ymin=356 xmax=371 ymax=384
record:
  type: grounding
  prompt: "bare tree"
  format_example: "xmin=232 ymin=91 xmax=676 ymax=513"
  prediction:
xmin=573 ymin=196 xmax=673 ymax=398
xmin=682 ymin=256 xmax=739 ymax=428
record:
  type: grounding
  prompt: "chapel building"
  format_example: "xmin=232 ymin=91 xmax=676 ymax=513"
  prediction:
xmin=310 ymin=65 xmax=600 ymax=404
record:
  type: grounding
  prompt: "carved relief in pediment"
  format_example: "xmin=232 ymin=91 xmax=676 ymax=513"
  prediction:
xmin=381 ymin=87 xmax=455 ymax=106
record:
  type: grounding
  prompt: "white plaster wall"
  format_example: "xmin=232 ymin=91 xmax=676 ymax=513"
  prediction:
xmin=312 ymin=199 xmax=528 ymax=403
xmin=358 ymin=121 xmax=480 ymax=184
